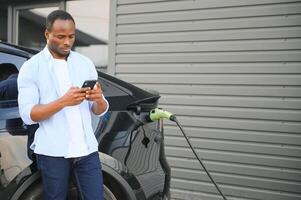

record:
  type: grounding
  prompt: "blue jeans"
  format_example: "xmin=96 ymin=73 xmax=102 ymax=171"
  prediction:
xmin=36 ymin=152 xmax=103 ymax=200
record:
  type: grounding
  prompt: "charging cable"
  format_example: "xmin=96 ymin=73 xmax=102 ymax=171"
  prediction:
xmin=146 ymin=108 xmax=228 ymax=200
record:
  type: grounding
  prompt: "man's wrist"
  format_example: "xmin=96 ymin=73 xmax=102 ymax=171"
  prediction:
xmin=57 ymin=97 xmax=66 ymax=109
xmin=92 ymin=96 xmax=107 ymax=115
xmin=94 ymin=94 xmax=106 ymax=104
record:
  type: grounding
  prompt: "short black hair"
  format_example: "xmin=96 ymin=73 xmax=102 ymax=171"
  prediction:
xmin=46 ymin=10 xmax=75 ymax=31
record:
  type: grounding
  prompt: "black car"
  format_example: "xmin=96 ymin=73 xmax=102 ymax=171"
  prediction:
xmin=0 ymin=42 xmax=170 ymax=200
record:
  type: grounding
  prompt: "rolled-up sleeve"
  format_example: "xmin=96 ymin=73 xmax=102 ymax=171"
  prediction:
xmin=95 ymin=94 xmax=109 ymax=116
xmin=17 ymin=61 xmax=39 ymax=125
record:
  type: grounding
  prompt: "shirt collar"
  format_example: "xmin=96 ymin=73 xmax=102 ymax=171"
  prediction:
xmin=42 ymin=46 xmax=73 ymax=62
xmin=42 ymin=46 xmax=74 ymax=71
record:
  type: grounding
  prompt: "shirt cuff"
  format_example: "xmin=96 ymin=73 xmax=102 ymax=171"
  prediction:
xmin=92 ymin=94 xmax=109 ymax=117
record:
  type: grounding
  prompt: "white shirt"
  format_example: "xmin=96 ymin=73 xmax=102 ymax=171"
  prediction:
xmin=53 ymin=59 xmax=88 ymax=157
xmin=17 ymin=46 xmax=109 ymax=157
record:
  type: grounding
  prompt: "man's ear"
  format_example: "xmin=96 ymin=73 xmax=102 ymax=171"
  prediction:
xmin=45 ymin=29 xmax=50 ymax=40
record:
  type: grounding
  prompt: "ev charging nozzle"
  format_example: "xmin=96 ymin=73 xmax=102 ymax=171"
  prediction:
xmin=146 ymin=108 xmax=176 ymax=122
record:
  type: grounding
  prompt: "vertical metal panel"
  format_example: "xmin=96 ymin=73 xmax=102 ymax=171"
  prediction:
xmin=108 ymin=0 xmax=301 ymax=199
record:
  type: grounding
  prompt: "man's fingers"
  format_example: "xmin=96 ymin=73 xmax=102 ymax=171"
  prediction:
xmin=85 ymin=92 xmax=101 ymax=101
xmin=77 ymin=93 xmax=87 ymax=99
xmin=77 ymin=96 xmax=86 ymax=101
xmin=68 ymin=85 xmax=102 ymax=102
xmin=93 ymin=82 xmax=100 ymax=89
xmin=79 ymin=87 xmax=90 ymax=93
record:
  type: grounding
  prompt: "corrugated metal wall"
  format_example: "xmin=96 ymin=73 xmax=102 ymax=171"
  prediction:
xmin=108 ymin=0 xmax=301 ymax=199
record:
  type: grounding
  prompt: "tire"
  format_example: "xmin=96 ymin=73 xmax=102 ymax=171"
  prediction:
xmin=19 ymin=180 xmax=42 ymax=200
xmin=103 ymin=185 xmax=117 ymax=200
xmin=19 ymin=181 xmax=117 ymax=200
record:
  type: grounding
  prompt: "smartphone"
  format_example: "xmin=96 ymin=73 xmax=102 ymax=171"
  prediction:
xmin=81 ymin=80 xmax=97 ymax=89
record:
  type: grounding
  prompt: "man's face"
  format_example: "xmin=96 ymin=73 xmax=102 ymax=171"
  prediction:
xmin=45 ymin=19 xmax=75 ymax=59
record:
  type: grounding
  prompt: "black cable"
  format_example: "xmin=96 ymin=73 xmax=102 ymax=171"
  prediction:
xmin=124 ymin=124 xmax=135 ymax=166
xmin=173 ymin=117 xmax=228 ymax=200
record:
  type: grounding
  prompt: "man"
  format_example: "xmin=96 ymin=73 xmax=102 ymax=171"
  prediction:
xmin=17 ymin=10 xmax=108 ymax=200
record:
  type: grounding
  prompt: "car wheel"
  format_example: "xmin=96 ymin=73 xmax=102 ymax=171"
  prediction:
xmin=19 ymin=181 xmax=118 ymax=200
xmin=103 ymin=185 xmax=117 ymax=200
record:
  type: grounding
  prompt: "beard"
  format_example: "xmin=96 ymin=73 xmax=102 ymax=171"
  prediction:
xmin=48 ymin=44 xmax=71 ymax=59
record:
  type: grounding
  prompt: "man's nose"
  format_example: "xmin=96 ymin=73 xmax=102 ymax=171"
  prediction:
xmin=64 ymin=38 xmax=71 ymax=46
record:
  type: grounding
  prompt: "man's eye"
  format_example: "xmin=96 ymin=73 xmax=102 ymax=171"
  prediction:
xmin=56 ymin=36 xmax=64 ymax=39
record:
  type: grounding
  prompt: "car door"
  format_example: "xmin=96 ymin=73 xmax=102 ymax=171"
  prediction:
xmin=0 ymin=51 xmax=33 ymax=197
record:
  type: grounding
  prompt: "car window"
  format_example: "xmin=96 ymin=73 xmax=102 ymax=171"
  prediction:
xmin=0 ymin=52 xmax=26 ymax=105
xmin=100 ymin=78 xmax=131 ymax=97
xmin=0 ymin=52 xmax=27 ymax=70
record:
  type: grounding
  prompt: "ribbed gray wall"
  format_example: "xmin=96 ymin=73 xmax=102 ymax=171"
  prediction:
xmin=108 ymin=0 xmax=301 ymax=199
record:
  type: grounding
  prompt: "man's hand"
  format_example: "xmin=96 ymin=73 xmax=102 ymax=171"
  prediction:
xmin=85 ymin=82 xmax=108 ymax=115
xmin=61 ymin=86 xmax=90 ymax=107
xmin=84 ymin=82 xmax=103 ymax=102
